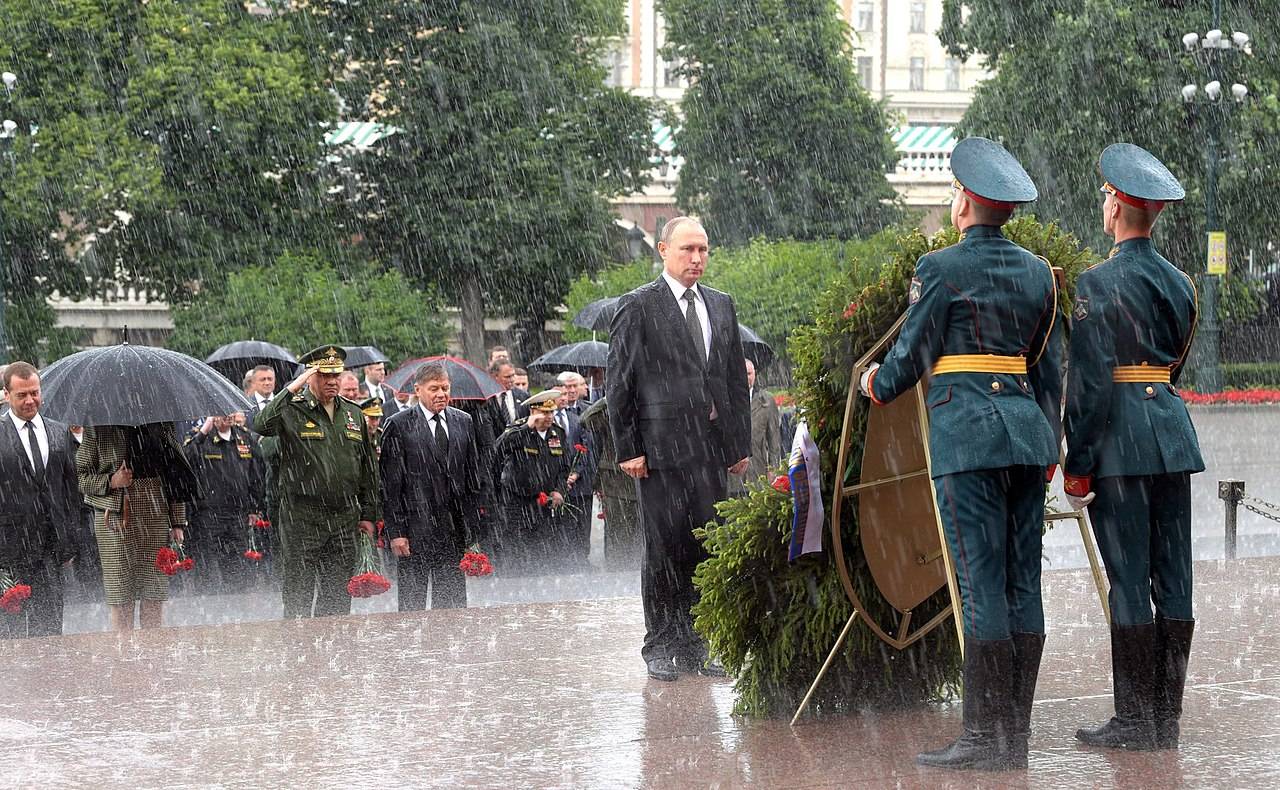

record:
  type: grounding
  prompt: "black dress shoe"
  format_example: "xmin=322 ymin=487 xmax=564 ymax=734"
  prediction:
xmin=696 ymin=660 xmax=727 ymax=677
xmin=646 ymin=657 xmax=678 ymax=682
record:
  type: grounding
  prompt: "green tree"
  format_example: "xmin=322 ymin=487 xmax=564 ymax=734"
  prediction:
xmin=0 ymin=0 xmax=335 ymax=354
xmin=661 ymin=0 xmax=902 ymax=247
xmin=940 ymin=0 xmax=1280 ymax=314
xmin=312 ymin=1 xmax=657 ymax=362
xmin=167 ymin=252 xmax=448 ymax=365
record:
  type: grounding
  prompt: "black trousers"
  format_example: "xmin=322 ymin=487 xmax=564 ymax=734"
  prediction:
xmin=397 ymin=551 xmax=467 ymax=610
xmin=0 ymin=561 xmax=62 ymax=639
xmin=637 ymin=463 xmax=725 ymax=663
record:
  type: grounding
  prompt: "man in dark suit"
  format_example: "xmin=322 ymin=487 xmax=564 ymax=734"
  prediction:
xmin=488 ymin=358 xmax=529 ymax=435
xmin=555 ymin=372 xmax=595 ymax=568
xmin=380 ymin=362 xmax=483 ymax=610
xmin=362 ymin=362 xmax=402 ymax=417
xmin=0 ymin=362 xmax=80 ymax=638
xmin=607 ymin=216 xmax=751 ymax=682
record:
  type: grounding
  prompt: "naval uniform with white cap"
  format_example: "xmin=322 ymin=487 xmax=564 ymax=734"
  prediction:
xmin=1065 ymin=143 xmax=1203 ymax=752
xmin=492 ymin=390 xmax=574 ymax=573
xmin=859 ymin=137 xmax=1063 ymax=771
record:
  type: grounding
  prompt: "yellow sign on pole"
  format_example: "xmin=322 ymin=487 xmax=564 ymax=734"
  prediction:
xmin=1207 ymin=231 xmax=1227 ymax=276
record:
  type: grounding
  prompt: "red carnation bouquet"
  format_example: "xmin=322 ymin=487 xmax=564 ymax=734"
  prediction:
xmin=244 ymin=519 xmax=266 ymax=562
xmin=0 ymin=569 xmax=32 ymax=614
xmin=155 ymin=541 xmax=195 ymax=576
xmin=459 ymin=545 xmax=494 ymax=577
xmin=347 ymin=531 xmax=391 ymax=598
xmin=253 ymin=517 xmax=271 ymax=530
xmin=539 ymin=490 xmax=582 ymax=518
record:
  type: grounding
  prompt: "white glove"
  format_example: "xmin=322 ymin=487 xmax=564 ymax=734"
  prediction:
xmin=858 ymin=362 xmax=881 ymax=398
xmin=1066 ymin=492 xmax=1095 ymax=511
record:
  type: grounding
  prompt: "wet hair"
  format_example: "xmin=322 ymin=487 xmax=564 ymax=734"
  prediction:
xmin=514 ymin=367 xmax=528 ymax=376
xmin=252 ymin=364 xmax=274 ymax=376
xmin=659 ymin=216 xmax=706 ymax=245
xmin=414 ymin=362 xmax=449 ymax=386
xmin=556 ymin=371 xmax=585 ymax=385
xmin=968 ymin=200 xmax=1015 ymax=227
xmin=3 ymin=361 xmax=38 ymax=390
xmin=488 ymin=358 xmax=513 ymax=375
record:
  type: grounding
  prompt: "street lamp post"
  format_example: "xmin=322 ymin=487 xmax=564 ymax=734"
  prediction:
xmin=1179 ymin=3 xmax=1251 ymax=394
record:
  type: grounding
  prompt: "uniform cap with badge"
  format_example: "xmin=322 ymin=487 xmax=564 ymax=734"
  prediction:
xmin=358 ymin=397 xmax=383 ymax=418
xmin=1098 ymin=142 xmax=1185 ymax=211
xmin=299 ymin=345 xmax=347 ymax=374
xmin=951 ymin=136 xmax=1038 ymax=210
xmin=521 ymin=389 xmax=563 ymax=413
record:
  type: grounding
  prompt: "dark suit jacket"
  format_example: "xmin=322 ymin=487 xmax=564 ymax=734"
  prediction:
xmin=0 ymin=415 xmax=80 ymax=567
xmin=555 ymin=407 xmax=596 ymax=501
xmin=607 ymin=277 xmax=751 ymax=470
xmin=379 ymin=405 xmax=482 ymax=554
xmin=374 ymin=382 xmax=403 ymax=417
xmin=489 ymin=388 xmax=530 ymax=437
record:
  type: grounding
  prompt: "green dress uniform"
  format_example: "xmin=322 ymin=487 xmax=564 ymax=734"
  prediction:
xmin=867 ymin=137 xmax=1062 ymax=771
xmin=1066 ymin=143 xmax=1203 ymax=752
xmin=493 ymin=393 xmax=573 ymax=574
xmin=253 ymin=346 xmax=380 ymax=618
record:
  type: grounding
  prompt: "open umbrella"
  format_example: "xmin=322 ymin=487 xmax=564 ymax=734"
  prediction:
xmin=528 ymin=341 xmax=609 ymax=374
xmin=341 ymin=345 xmax=390 ymax=370
xmin=41 ymin=344 xmax=253 ymax=426
xmin=205 ymin=340 xmax=300 ymax=389
xmin=571 ymin=296 xmax=622 ymax=332
xmin=384 ymin=355 xmax=503 ymax=400
xmin=738 ymin=325 xmax=775 ymax=368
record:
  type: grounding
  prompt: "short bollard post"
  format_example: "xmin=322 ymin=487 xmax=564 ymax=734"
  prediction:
xmin=1218 ymin=479 xmax=1245 ymax=561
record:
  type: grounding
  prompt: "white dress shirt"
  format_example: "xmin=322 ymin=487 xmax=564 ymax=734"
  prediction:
xmin=662 ymin=270 xmax=711 ymax=360
xmin=420 ymin=405 xmax=449 ymax=438
xmin=9 ymin=411 xmax=49 ymax=471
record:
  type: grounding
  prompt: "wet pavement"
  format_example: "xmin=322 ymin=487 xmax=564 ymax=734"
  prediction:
xmin=3 ymin=554 xmax=1279 ymax=788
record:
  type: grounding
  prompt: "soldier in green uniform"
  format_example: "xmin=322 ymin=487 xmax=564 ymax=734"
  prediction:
xmin=1065 ymin=143 xmax=1203 ymax=752
xmin=579 ymin=397 xmax=642 ymax=570
xmin=253 ymin=346 xmax=380 ymax=618
xmin=859 ymin=137 xmax=1062 ymax=771
xmin=493 ymin=390 xmax=574 ymax=573
xmin=359 ymin=397 xmax=384 ymax=459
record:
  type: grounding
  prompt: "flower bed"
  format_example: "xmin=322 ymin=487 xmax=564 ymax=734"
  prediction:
xmin=1181 ymin=388 xmax=1280 ymax=406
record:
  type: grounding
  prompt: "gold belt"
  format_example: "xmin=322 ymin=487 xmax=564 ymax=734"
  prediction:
xmin=1112 ymin=365 xmax=1172 ymax=383
xmin=931 ymin=354 xmax=1028 ymax=375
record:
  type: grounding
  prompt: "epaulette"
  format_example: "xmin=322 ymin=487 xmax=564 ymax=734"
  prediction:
xmin=291 ymin=393 xmax=306 ymax=402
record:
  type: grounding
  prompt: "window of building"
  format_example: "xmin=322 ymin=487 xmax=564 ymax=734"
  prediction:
xmin=910 ymin=1 xmax=927 ymax=34
xmin=945 ymin=57 xmax=961 ymax=91
xmin=662 ymin=58 xmax=682 ymax=88
xmin=856 ymin=1 xmax=874 ymax=32
xmin=857 ymin=57 xmax=874 ymax=91
xmin=910 ymin=57 xmax=925 ymax=91
xmin=602 ymin=44 xmax=626 ymax=88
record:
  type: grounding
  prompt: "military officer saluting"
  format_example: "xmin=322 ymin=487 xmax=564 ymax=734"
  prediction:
xmin=253 ymin=345 xmax=380 ymax=618
xmin=859 ymin=137 xmax=1062 ymax=771
xmin=1065 ymin=144 xmax=1203 ymax=752
xmin=493 ymin=390 xmax=574 ymax=573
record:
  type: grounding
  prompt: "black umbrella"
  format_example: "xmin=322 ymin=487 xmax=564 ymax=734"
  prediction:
xmin=384 ymin=355 xmax=503 ymax=400
xmin=571 ymin=296 xmax=622 ymax=332
xmin=738 ymin=325 xmax=775 ymax=368
xmin=341 ymin=345 xmax=390 ymax=370
xmin=40 ymin=344 xmax=253 ymax=426
xmin=528 ymin=341 xmax=609 ymax=374
xmin=205 ymin=340 xmax=300 ymax=389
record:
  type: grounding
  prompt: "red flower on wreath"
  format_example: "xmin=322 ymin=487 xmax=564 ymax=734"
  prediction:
xmin=243 ymin=550 xmax=264 ymax=561
xmin=459 ymin=551 xmax=494 ymax=577
xmin=537 ymin=492 xmax=550 ymax=507
xmin=842 ymin=301 xmax=861 ymax=319
xmin=772 ymin=474 xmax=791 ymax=493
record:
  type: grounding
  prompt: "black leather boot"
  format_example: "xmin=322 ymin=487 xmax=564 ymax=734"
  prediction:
xmin=1154 ymin=617 xmax=1195 ymax=749
xmin=1076 ymin=623 xmax=1158 ymax=750
xmin=1008 ymin=632 xmax=1046 ymax=769
xmin=917 ymin=638 xmax=1017 ymax=770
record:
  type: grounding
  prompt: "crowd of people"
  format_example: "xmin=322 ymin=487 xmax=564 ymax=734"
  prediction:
xmin=0 ymin=333 xmax=786 ymax=638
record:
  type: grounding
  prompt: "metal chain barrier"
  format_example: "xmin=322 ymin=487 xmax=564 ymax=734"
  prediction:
xmin=1243 ymin=495 xmax=1280 ymax=524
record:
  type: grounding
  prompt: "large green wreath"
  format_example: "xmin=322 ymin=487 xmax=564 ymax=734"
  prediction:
xmin=693 ymin=217 xmax=1097 ymax=717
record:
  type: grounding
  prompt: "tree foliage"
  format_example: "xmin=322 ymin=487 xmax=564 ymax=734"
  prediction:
xmin=661 ymin=0 xmax=902 ymax=246
xmin=693 ymin=217 xmax=1096 ymax=716
xmin=941 ymin=0 xmax=1280 ymax=320
xmin=310 ymin=0 xmax=658 ymax=360
xmin=167 ymin=251 xmax=448 ymax=366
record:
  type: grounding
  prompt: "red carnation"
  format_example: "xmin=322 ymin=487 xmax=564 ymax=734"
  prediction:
xmin=842 ymin=301 xmax=861 ymax=319
xmin=573 ymin=443 xmax=588 ymax=453
xmin=243 ymin=550 xmax=263 ymax=561
xmin=0 ymin=582 xmax=32 ymax=614
xmin=155 ymin=546 xmax=180 ymax=576
xmin=179 ymin=557 xmax=195 ymax=571
xmin=537 ymin=492 xmax=550 ymax=507
xmin=348 ymin=532 xmax=392 ymax=598
xmin=459 ymin=551 xmax=495 ymax=577
xmin=772 ymin=474 xmax=791 ymax=493
xmin=253 ymin=518 xmax=271 ymax=530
